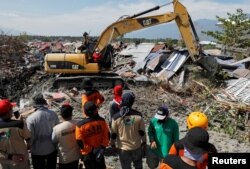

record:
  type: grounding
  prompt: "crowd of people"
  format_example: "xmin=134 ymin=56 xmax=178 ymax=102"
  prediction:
xmin=0 ymin=80 xmax=217 ymax=169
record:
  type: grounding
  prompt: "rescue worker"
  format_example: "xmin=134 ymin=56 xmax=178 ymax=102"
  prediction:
xmin=161 ymin=127 xmax=216 ymax=169
xmin=111 ymin=91 xmax=146 ymax=169
xmin=109 ymin=84 xmax=123 ymax=125
xmin=26 ymin=93 xmax=59 ymax=169
xmin=0 ymin=99 xmax=31 ymax=169
xmin=168 ymin=112 xmax=217 ymax=169
xmin=52 ymin=103 xmax=80 ymax=169
xmin=147 ymin=105 xmax=179 ymax=169
xmin=81 ymin=79 xmax=104 ymax=117
xmin=75 ymin=101 xmax=109 ymax=169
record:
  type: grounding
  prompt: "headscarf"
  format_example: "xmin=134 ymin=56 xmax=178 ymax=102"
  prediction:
xmin=119 ymin=92 xmax=135 ymax=117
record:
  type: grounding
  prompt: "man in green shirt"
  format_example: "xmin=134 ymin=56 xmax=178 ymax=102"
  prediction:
xmin=147 ymin=105 xmax=179 ymax=169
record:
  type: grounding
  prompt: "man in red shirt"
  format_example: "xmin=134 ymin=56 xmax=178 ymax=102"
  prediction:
xmin=92 ymin=48 xmax=102 ymax=63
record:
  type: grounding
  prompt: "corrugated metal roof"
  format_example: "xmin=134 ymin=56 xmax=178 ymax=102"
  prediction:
xmin=216 ymin=78 xmax=250 ymax=105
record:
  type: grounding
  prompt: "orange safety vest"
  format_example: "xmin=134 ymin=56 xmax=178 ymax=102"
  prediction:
xmin=75 ymin=116 xmax=110 ymax=155
xmin=81 ymin=90 xmax=104 ymax=116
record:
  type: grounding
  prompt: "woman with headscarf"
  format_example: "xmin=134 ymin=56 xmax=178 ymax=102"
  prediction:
xmin=110 ymin=91 xmax=146 ymax=169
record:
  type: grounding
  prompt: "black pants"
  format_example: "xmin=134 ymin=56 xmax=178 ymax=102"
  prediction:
xmin=82 ymin=152 xmax=106 ymax=169
xmin=31 ymin=150 xmax=57 ymax=169
xmin=59 ymin=160 xmax=79 ymax=169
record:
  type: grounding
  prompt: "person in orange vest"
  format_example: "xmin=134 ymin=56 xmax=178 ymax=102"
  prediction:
xmin=81 ymin=80 xmax=104 ymax=117
xmin=75 ymin=101 xmax=109 ymax=169
xmin=166 ymin=112 xmax=217 ymax=169
xmin=160 ymin=127 xmax=216 ymax=169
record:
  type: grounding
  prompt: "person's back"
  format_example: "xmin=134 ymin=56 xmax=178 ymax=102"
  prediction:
xmin=82 ymin=89 xmax=104 ymax=107
xmin=26 ymin=93 xmax=59 ymax=169
xmin=111 ymin=92 xmax=146 ymax=169
xmin=76 ymin=101 xmax=109 ymax=169
xmin=27 ymin=106 xmax=59 ymax=155
xmin=52 ymin=104 xmax=79 ymax=169
xmin=81 ymin=80 xmax=104 ymax=117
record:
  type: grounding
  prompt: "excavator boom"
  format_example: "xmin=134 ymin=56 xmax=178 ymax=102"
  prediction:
xmin=95 ymin=0 xmax=200 ymax=62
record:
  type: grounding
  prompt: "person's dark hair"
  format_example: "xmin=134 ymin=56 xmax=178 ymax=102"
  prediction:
xmin=120 ymin=92 xmax=135 ymax=107
xmin=33 ymin=93 xmax=47 ymax=105
xmin=83 ymin=79 xmax=93 ymax=90
xmin=84 ymin=101 xmax=98 ymax=117
xmin=60 ymin=104 xmax=73 ymax=119
xmin=83 ymin=32 xmax=88 ymax=36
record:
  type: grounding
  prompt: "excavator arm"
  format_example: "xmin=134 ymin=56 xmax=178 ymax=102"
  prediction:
xmin=95 ymin=0 xmax=218 ymax=73
xmin=95 ymin=0 xmax=200 ymax=62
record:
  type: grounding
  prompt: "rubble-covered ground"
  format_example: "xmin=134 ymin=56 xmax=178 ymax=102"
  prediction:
xmin=1 ymin=36 xmax=249 ymax=168
xmin=2 ymin=67 xmax=249 ymax=169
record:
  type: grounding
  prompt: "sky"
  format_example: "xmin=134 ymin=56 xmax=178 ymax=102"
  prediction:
xmin=0 ymin=0 xmax=249 ymax=36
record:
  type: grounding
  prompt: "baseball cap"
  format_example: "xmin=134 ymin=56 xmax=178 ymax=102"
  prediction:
xmin=183 ymin=127 xmax=210 ymax=154
xmin=154 ymin=105 xmax=169 ymax=120
xmin=0 ymin=99 xmax=13 ymax=117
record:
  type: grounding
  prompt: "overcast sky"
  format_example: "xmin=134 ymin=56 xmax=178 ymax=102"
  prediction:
xmin=0 ymin=0 xmax=249 ymax=36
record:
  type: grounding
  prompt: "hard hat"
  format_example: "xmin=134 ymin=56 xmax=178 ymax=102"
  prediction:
xmin=186 ymin=112 xmax=208 ymax=129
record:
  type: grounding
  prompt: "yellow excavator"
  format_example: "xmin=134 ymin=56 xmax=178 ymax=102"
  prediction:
xmin=44 ymin=0 xmax=218 ymax=89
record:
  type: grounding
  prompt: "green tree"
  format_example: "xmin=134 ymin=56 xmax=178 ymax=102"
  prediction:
xmin=18 ymin=32 xmax=29 ymax=42
xmin=203 ymin=9 xmax=250 ymax=48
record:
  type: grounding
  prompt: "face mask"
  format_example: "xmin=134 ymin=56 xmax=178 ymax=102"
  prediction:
xmin=184 ymin=147 xmax=205 ymax=163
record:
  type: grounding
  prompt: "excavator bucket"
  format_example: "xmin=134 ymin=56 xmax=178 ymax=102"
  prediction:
xmin=198 ymin=54 xmax=219 ymax=75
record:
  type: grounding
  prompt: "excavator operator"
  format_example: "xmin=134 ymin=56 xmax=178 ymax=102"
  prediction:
xmin=78 ymin=32 xmax=90 ymax=53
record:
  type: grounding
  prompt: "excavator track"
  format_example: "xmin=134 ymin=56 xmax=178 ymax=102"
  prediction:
xmin=52 ymin=72 xmax=125 ymax=89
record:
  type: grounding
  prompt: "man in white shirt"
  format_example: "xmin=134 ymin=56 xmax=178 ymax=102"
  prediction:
xmin=52 ymin=103 xmax=80 ymax=169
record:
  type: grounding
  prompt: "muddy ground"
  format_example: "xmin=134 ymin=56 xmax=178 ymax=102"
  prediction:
xmin=1 ymin=65 xmax=250 ymax=169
